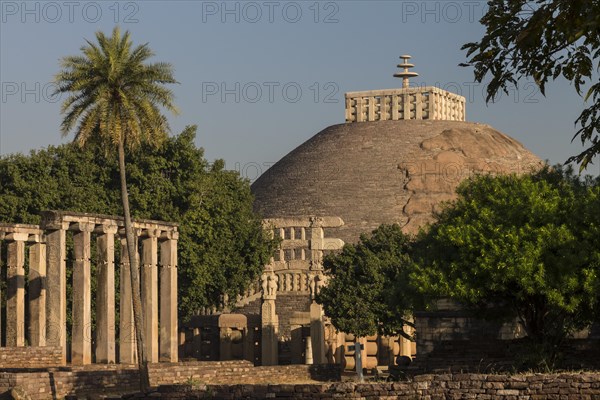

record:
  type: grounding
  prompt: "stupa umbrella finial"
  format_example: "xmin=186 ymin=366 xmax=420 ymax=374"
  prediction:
xmin=394 ymin=55 xmax=419 ymax=89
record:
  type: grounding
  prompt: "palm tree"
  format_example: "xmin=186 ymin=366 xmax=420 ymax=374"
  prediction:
xmin=55 ymin=27 xmax=178 ymax=392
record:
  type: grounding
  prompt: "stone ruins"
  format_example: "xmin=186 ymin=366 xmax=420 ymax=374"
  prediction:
xmin=0 ymin=210 xmax=178 ymax=365
xmin=345 ymin=55 xmax=466 ymax=123
xmin=4 ymin=56 xmax=595 ymax=381
xmin=184 ymin=56 xmax=543 ymax=369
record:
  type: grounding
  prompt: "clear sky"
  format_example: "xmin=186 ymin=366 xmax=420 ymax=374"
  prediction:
xmin=1 ymin=0 xmax=598 ymax=179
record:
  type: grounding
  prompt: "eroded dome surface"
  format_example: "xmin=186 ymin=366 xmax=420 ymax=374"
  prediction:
xmin=252 ymin=120 xmax=541 ymax=243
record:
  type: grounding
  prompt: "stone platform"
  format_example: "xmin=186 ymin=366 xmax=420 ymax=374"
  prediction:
xmin=0 ymin=361 xmax=340 ymax=400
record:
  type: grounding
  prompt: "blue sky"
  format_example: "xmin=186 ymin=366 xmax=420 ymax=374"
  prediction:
xmin=1 ymin=1 xmax=598 ymax=179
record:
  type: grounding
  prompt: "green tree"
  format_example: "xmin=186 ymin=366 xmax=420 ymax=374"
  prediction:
xmin=124 ymin=127 xmax=276 ymax=318
xmin=411 ymin=167 xmax=600 ymax=366
xmin=461 ymin=0 xmax=600 ymax=169
xmin=316 ymin=225 xmax=416 ymax=356
xmin=54 ymin=27 xmax=178 ymax=391
xmin=0 ymin=127 xmax=275 ymax=322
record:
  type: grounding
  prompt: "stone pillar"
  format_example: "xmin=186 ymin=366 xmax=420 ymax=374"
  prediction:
xmin=261 ymin=301 xmax=279 ymax=366
xmin=219 ymin=327 xmax=232 ymax=361
xmin=378 ymin=336 xmax=395 ymax=367
xmin=309 ymin=222 xmax=324 ymax=269
xmin=290 ymin=324 xmax=304 ymax=364
xmin=243 ymin=327 xmax=254 ymax=363
xmin=96 ymin=225 xmax=117 ymax=363
xmin=46 ymin=227 xmax=67 ymax=363
xmin=142 ymin=231 xmax=159 ymax=363
xmin=160 ymin=235 xmax=178 ymax=362
xmin=6 ymin=235 xmax=26 ymax=346
xmin=310 ymin=302 xmax=326 ymax=364
xmin=305 ymin=336 xmax=314 ymax=365
xmin=261 ymin=271 xmax=279 ymax=365
xmin=72 ymin=223 xmax=93 ymax=365
xmin=0 ymin=235 xmax=2 ymax=337
xmin=28 ymin=242 xmax=47 ymax=347
xmin=119 ymin=237 xmax=137 ymax=364
xmin=400 ymin=323 xmax=413 ymax=358
xmin=334 ymin=332 xmax=345 ymax=365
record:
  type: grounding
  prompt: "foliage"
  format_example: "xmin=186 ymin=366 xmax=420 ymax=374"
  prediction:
xmin=461 ymin=0 xmax=600 ymax=169
xmin=316 ymin=224 xmax=416 ymax=339
xmin=0 ymin=127 xmax=276 ymax=321
xmin=411 ymin=166 xmax=600 ymax=363
xmin=54 ymin=27 xmax=178 ymax=150
xmin=55 ymin=27 xmax=180 ymax=388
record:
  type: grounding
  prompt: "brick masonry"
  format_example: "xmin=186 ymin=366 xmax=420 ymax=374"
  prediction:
xmin=413 ymin=302 xmax=600 ymax=373
xmin=0 ymin=361 xmax=340 ymax=400
xmin=252 ymin=120 xmax=542 ymax=242
xmin=0 ymin=347 xmax=63 ymax=369
xmin=410 ymin=338 xmax=600 ymax=374
xmin=139 ymin=373 xmax=600 ymax=399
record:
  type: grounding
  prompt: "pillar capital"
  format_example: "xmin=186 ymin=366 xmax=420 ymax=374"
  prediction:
xmin=4 ymin=232 xmax=29 ymax=242
xmin=96 ymin=224 xmax=118 ymax=235
xmin=141 ymin=228 xmax=161 ymax=238
xmin=70 ymin=222 xmax=95 ymax=232
xmin=160 ymin=230 xmax=179 ymax=241
xmin=119 ymin=227 xmax=143 ymax=238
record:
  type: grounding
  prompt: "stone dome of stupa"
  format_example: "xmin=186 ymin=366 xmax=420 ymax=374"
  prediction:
xmin=251 ymin=57 xmax=542 ymax=243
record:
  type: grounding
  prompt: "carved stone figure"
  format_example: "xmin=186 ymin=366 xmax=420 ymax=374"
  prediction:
xmin=268 ymin=273 xmax=279 ymax=296
xmin=261 ymin=272 xmax=269 ymax=296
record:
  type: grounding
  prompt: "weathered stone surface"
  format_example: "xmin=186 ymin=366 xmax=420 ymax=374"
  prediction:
xmin=0 ymin=361 xmax=341 ymax=400
xmin=96 ymin=229 xmax=117 ymax=364
xmin=252 ymin=120 xmax=541 ymax=242
xmin=72 ymin=225 xmax=93 ymax=365
xmin=6 ymin=239 xmax=26 ymax=347
xmin=10 ymin=386 xmax=31 ymax=400
xmin=119 ymin=372 xmax=600 ymax=400
xmin=160 ymin=238 xmax=178 ymax=362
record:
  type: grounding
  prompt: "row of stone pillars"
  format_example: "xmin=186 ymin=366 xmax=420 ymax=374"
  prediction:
xmin=0 ymin=224 xmax=46 ymax=348
xmin=0 ymin=211 xmax=178 ymax=366
xmin=40 ymin=211 xmax=179 ymax=365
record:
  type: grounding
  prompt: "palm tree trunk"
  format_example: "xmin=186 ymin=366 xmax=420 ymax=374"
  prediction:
xmin=118 ymin=138 xmax=151 ymax=392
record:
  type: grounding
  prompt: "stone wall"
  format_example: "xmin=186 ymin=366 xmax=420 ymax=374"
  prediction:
xmin=0 ymin=361 xmax=340 ymax=400
xmin=414 ymin=301 xmax=523 ymax=356
xmin=0 ymin=347 xmax=63 ymax=369
xmin=413 ymin=301 xmax=600 ymax=373
xmin=275 ymin=293 xmax=312 ymax=339
xmin=139 ymin=373 xmax=600 ymax=399
xmin=412 ymin=338 xmax=600 ymax=374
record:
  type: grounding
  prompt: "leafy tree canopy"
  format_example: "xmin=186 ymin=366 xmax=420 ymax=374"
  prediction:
xmin=461 ymin=0 xmax=600 ymax=169
xmin=316 ymin=224 xmax=416 ymax=339
xmin=0 ymin=126 xmax=276 ymax=321
xmin=411 ymin=166 xmax=600 ymax=352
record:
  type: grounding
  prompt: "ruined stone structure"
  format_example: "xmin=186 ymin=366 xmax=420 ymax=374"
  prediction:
xmin=253 ymin=57 xmax=541 ymax=245
xmin=0 ymin=223 xmax=45 ymax=348
xmin=252 ymin=120 xmax=541 ymax=243
xmin=180 ymin=216 xmax=414 ymax=367
xmin=180 ymin=57 xmax=544 ymax=369
xmin=345 ymin=55 xmax=466 ymax=123
xmin=245 ymin=57 xmax=541 ymax=368
xmin=0 ymin=211 xmax=178 ymax=366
